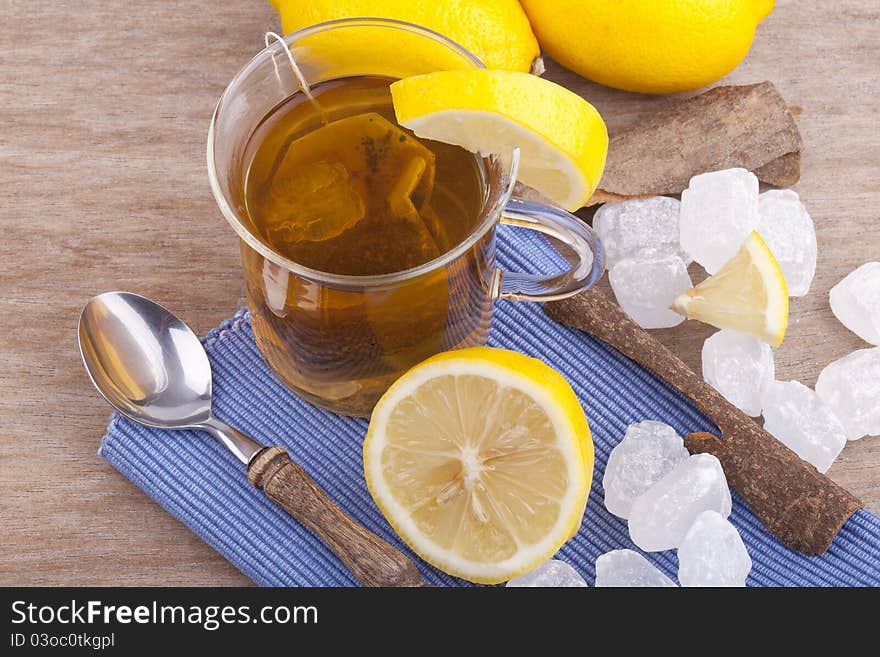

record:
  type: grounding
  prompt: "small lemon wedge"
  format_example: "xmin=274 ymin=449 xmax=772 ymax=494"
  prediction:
xmin=390 ymin=70 xmax=608 ymax=210
xmin=364 ymin=347 xmax=593 ymax=584
xmin=673 ymin=231 xmax=789 ymax=346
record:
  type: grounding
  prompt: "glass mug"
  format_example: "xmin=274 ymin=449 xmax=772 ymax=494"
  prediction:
xmin=208 ymin=18 xmax=605 ymax=416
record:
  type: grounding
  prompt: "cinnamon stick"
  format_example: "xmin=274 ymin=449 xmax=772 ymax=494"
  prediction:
xmin=588 ymin=81 xmax=803 ymax=206
xmin=546 ymin=288 xmax=861 ymax=556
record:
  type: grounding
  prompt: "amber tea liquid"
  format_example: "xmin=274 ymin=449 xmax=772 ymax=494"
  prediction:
xmin=244 ymin=76 xmax=484 ymax=275
xmin=239 ymin=76 xmax=494 ymax=415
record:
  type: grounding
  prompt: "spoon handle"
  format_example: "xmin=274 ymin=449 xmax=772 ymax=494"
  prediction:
xmin=247 ymin=446 xmax=424 ymax=587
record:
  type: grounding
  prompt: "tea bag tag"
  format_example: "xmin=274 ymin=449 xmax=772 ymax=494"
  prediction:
xmin=264 ymin=31 xmax=324 ymax=120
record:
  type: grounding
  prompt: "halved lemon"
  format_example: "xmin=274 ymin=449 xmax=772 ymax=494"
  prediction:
xmin=672 ymin=231 xmax=789 ymax=346
xmin=363 ymin=347 xmax=593 ymax=584
xmin=390 ymin=70 xmax=608 ymax=211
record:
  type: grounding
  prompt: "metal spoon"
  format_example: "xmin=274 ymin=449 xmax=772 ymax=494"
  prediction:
xmin=78 ymin=291 xmax=424 ymax=587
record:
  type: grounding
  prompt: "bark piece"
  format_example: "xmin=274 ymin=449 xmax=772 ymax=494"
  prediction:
xmin=546 ymin=288 xmax=861 ymax=556
xmin=589 ymin=81 xmax=803 ymax=206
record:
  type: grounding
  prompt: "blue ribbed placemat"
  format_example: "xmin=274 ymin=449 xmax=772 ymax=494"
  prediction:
xmin=101 ymin=226 xmax=880 ymax=586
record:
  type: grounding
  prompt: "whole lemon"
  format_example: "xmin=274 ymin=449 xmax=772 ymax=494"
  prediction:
xmin=269 ymin=0 xmax=540 ymax=72
xmin=519 ymin=0 xmax=774 ymax=94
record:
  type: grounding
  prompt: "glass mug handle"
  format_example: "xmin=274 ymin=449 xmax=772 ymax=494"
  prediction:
xmin=492 ymin=197 xmax=606 ymax=302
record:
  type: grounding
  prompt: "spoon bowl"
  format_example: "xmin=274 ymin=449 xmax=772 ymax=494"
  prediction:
xmin=78 ymin=291 xmax=213 ymax=428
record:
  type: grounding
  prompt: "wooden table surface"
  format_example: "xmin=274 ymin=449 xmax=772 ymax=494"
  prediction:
xmin=1 ymin=1 xmax=877 ymax=586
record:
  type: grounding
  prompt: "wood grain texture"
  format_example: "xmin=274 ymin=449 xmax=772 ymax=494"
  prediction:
xmin=547 ymin=290 xmax=861 ymax=555
xmin=0 ymin=0 xmax=877 ymax=585
xmin=590 ymin=81 xmax=802 ymax=204
xmin=247 ymin=447 xmax=424 ymax=587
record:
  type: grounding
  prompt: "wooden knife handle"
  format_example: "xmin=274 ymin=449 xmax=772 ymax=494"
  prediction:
xmin=247 ymin=446 xmax=424 ymax=587
xmin=547 ymin=288 xmax=862 ymax=556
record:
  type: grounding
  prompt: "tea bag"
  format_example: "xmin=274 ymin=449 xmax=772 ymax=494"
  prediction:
xmin=418 ymin=205 xmax=452 ymax=254
xmin=264 ymin=159 xmax=365 ymax=244
xmin=389 ymin=155 xmax=433 ymax=233
xmin=264 ymin=113 xmax=441 ymax=273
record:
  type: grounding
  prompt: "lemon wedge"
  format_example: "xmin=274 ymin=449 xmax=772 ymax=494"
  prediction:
xmin=363 ymin=347 xmax=593 ymax=584
xmin=672 ymin=231 xmax=789 ymax=346
xmin=390 ymin=70 xmax=608 ymax=210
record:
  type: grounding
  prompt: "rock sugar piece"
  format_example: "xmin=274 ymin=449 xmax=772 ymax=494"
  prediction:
xmin=815 ymin=348 xmax=880 ymax=440
xmin=594 ymin=550 xmax=676 ymax=587
xmin=701 ymin=329 xmax=775 ymax=417
xmin=629 ymin=453 xmax=732 ymax=552
xmin=761 ymin=380 xmax=847 ymax=473
xmin=830 ymin=262 xmax=880 ymax=345
xmin=677 ymin=510 xmax=751 ymax=587
xmin=609 ymin=249 xmax=692 ymax=329
xmin=757 ymin=189 xmax=817 ymax=297
xmin=506 ymin=560 xmax=587 ymax=587
xmin=679 ymin=168 xmax=759 ymax=274
xmin=602 ymin=420 xmax=689 ymax=519
xmin=593 ymin=197 xmax=685 ymax=269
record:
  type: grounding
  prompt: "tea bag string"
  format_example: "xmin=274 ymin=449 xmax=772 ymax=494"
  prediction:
xmin=264 ymin=31 xmax=325 ymax=121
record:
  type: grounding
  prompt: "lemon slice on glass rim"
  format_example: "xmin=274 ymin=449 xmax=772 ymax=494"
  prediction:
xmin=363 ymin=347 xmax=593 ymax=584
xmin=390 ymin=69 xmax=608 ymax=211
